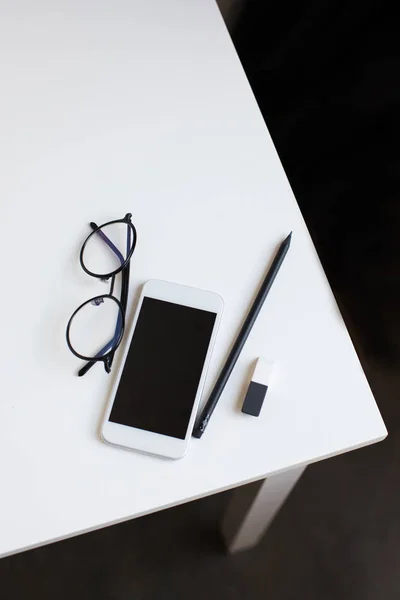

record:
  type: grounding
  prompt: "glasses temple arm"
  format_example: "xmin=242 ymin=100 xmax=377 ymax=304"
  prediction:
xmin=77 ymin=310 xmax=123 ymax=377
xmin=90 ymin=222 xmax=125 ymax=265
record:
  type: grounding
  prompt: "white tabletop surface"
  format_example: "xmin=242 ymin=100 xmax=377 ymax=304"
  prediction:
xmin=0 ymin=0 xmax=386 ymax=558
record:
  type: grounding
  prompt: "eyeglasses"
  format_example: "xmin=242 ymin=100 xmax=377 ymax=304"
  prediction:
xmin=66 ymin=213 xmax=137 ymax=376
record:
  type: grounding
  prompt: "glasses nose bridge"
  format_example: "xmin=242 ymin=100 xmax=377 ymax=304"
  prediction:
xmin=108 ymin=273 xmax=116 ymax=296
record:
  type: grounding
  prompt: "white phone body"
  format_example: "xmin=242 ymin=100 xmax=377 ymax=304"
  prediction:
xmin=101 ymin=279 xmax=223 ymax=459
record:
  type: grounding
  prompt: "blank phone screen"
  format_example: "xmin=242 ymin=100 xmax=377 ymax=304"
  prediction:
xmin=109 ymin=297 xmax=217 ymax=439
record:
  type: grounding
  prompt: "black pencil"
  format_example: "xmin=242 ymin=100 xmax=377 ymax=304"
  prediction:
xmin=192 ymin=232 xmax=292 ymax=439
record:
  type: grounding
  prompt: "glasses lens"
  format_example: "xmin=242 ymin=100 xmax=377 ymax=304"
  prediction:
xmin=82 ymin=221 xmax=134 ymax=276
xmin=67 ymin=296 xmax=123 ymax=359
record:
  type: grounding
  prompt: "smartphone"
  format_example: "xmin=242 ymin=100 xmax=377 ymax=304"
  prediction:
xmin=101 ymin=279 xmax=223 ymax=459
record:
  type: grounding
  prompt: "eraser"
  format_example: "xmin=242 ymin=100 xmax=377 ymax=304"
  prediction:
xmin=241 ymin=359 xmax=274 ymax=417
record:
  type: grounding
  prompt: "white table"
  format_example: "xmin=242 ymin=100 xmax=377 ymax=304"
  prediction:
xmin=0 ymin=0 xmax=386 ymax=558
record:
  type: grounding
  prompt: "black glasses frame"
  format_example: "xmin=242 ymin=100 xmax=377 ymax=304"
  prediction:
xmin=66 ymin=213 xmax=137 ymax=376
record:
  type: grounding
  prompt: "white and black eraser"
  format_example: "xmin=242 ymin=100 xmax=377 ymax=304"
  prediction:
xmin=241 ymin=359 xmax=275 ymax=417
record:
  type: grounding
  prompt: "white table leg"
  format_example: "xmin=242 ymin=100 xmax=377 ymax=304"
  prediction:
xmin=221 ymin=465 xmax=306 ymax=553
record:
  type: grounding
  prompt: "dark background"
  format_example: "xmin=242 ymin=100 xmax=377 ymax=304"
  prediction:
xmin=233 ymin=0 xmax=400 ymax=366
xmin=1 ymin=2 xmax=399 ymax=598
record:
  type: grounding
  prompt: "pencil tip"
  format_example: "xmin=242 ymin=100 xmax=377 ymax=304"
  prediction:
xmin=285 ymin=231 xmax=292 ymax=244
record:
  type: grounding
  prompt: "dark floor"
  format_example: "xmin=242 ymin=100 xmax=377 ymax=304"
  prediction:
xmin=2 ymin=2 xmax=400 ymax=598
